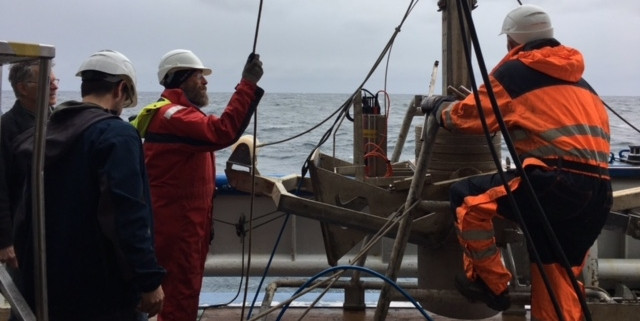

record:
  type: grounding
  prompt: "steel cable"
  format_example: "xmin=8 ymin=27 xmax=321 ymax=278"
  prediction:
xmin=241 ymin=0 xmax=265 ymax=320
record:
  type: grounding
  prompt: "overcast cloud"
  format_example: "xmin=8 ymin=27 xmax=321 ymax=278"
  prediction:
xmin=1 ymin=0 xmax=638 ymax=96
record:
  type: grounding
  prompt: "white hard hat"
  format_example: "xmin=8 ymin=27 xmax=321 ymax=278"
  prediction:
xmin=500 ymin=4 xmax=553 ymax=45
xmin=76 ymin=50 xmax=138 ymax=107
xmin=157 ymin=49 xmax=212 ymax=85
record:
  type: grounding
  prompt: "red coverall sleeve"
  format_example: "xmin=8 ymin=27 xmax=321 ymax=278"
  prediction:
xmin=157 ymin=80 xmax=264 ymax=152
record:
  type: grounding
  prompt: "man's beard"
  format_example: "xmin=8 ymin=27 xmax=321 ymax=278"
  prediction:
xmin=184 ymin=85 xmax=209 ymax=108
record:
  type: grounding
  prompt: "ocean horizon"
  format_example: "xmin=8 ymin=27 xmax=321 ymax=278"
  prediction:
xmin=2 ymin=91 xmax=639 ymax=175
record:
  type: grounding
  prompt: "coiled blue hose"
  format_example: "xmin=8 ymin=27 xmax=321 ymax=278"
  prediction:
xmin=274 ymin=265 xmax=434 ymax=321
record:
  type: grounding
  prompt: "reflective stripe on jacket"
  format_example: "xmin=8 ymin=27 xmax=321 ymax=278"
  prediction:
xmin=441 ymin=38 xmax=610 ymax=178
xmin=130 ymin=98 xmax=172 ymax=138
xmin=140 ymin=80 xmax=263 ymax=321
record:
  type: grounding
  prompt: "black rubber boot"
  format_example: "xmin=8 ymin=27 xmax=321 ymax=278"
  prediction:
xmin=454 ymin=273 xmax=511 ymax=311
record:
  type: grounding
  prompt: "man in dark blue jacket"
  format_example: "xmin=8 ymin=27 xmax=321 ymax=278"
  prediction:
xmin=12 ymin=50 xmax=165 ymax=321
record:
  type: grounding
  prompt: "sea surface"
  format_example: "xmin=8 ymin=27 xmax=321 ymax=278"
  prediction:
xmin=2 ymin=91 xmax=639 ymax=176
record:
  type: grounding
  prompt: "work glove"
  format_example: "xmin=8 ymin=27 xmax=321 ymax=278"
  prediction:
xmin=420 ymin=95 xmax=456 ymax=114
xmin=242 ymin=53 xmax=263 ymax=84
xmin=421 ymin=95 xmax=456 ymax=127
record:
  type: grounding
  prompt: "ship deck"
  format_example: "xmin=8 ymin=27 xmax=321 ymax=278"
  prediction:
xmin=0 ymin=305 xmax=537 ymax=321
xmin=157 ymin=307 xmax=527 ymax=321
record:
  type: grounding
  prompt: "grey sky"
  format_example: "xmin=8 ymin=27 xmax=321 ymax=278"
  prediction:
xmin=1 ymin=0 xmax=638 ymax=96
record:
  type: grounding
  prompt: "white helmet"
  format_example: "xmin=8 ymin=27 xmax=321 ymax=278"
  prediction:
xmin=500 ymin=4 xmax=553 ymax=45
xmin=157 ymin=49 xmax=212 ymax=85
xmin=76 ymin=50 xmax=138 ymax=107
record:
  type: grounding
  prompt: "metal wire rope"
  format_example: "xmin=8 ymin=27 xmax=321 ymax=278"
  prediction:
xmin=298 ymin=0 xmax=419 ymax=180
xmin=242 ymin=213 xmax=287 ymax=234
xmin=604 ymin=100 xmax=640 ymax=134
xmin=241 ymin=0 xmax=264 ymax=320
xmin=197 ymin=234 xmax=247 ymax=321
xmin=246 ymin=2 xmax=424 ymax=318
xmin=248 ymin=199 xmax=413 ymax=321
xmin=246 ymin=200 xmax=421 ymax=321
xmin=257 ymin=0 xmax=420 ymax=150
xmin=213 ymin=210 xmax=283 ymax=239
xmin=244 ymin=1 xmax=461 ymax=320
xmin=245 ymin=159 xmax=407 ymax=318
xmin=213 ymin=209 xmax=281 ymax=227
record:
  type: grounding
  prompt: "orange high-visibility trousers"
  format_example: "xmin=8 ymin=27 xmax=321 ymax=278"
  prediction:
xmin=451 ymin=159 xmax=611 ymax=320
xmin=454 ymin=174 xmax=521 ymax=295
xmin=530 ymin=262 xmax=585 ymax=321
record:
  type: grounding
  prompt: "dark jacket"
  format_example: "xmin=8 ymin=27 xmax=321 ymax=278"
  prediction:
xmin=12 ymin=101 xmax=165 ymax=320
xmin=0 ymin=100 xmax=38 ymax=248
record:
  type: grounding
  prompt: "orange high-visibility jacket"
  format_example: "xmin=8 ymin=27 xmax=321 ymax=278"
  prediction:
xmin=444 ymin=39 xmax=611 ymax=321
xmin=441 ymin=38 xmax=610 ymax=176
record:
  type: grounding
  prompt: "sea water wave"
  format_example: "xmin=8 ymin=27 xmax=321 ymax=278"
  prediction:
xmin=2 ymin=91 xmax=639 ymax=175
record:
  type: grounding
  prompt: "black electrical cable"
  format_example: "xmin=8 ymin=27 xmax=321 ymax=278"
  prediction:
xmin=258 ymin=0 xmax=419 ymax=154
xmin=298 ymin=0 xmax=419 ymax=179
xmin=457 ymin=1 xmax=592 ymax=320
xmin=256 ymin=103 xmax=344 ymax=148
xmin=246 ymin=179 xmax=307 ymax=320
xmin=345 ymin=88 xmax=377 ymax=121
xmin=196 ymin=233 xmax=247 ymax=321
xmin=252 ymin=0 xmax=264 ymax=54
xmin=604 ymin=100 xmax=640 ymax=134
xmin=458 ymin=1 xmax=583 ymax=319
xmin=242 ymin=0 xmax=264 ymax=320
xmin=243 ymin=2 xmax=422 ymax=319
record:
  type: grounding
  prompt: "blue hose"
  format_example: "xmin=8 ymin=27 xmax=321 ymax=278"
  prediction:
xmin=274 ymin=265 xmax=434 ymax=321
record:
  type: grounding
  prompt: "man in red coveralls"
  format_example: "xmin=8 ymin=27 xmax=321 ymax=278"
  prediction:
xmin=132 ymin=49 xmax=264 ymax=321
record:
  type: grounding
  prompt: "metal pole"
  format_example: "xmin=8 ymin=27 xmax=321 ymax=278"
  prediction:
xmin=374 ymin=114 xmax=439 ymax=321
xmin=0 ymin=65 xmax=3 ymax=111
xmin=0 ymin=41 xmax=55 ymax=321
xmin=390 ymin=98 xmax=417 ymax=163
xmin=391 ymin=61 xmax=438 ymax=163
xmin=0 ymin=266 xmax=36 ymax=321
xmin=32 ymin=58 xmax=51 ymax=321
xmin=598 ymin=259 xmax=640 ymax=281
xmin=353 ymin=91 xmax=365 ymax=181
